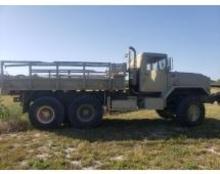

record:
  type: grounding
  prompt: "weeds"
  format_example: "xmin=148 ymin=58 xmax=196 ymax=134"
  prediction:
xmin=0 ymin=95 xmax=30 ymax=134
xmin=0 ymin=96 xmax=9 ymax=120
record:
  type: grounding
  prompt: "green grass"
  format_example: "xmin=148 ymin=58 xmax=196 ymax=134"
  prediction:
xmin=1 ymin=95 xmax=220 ymax=169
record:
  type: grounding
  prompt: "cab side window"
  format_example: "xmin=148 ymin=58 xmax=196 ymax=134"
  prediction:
xmin=158 ymin=59 xmax=166 ymax=70
xmin=146 ymin=62 xmax=158 ymax=71
xmin=146 ymin=59 xmax=167 ymax=71
xmin=146 ymin=64 xmax=151 ymax=71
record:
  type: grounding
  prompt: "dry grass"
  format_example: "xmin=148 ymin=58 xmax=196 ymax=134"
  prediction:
xmin=1 ymin=93 xmax=220 ymax=169
xmin=211 ymin=87 xmax=220 ymax=93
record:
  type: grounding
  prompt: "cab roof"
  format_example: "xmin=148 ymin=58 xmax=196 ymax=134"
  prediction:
xmin=140 ymin=52 xmax=167 ymax=63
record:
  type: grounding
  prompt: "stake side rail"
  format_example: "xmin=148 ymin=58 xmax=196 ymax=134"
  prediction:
xmin=0 ymin=60 xmax=127 ymax=93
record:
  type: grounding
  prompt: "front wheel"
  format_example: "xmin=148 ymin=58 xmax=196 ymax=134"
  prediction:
xmin=176 ymin=96 xmax=205 ymax=127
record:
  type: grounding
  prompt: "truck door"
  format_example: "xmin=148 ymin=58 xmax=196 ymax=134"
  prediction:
xmin=139 ymin=58 xmax=168 ymax=94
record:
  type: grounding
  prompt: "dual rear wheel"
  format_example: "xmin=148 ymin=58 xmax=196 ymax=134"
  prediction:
xmin=29 ymin=97 xmax=65 ymax=129
xmin=68 ymin=96 xmax=103 ymax=128
xmin=29 ymin=96 xmax=103 ymax=129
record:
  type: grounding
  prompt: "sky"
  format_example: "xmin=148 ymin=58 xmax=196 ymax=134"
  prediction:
xmin=0 ymin=6 xmax=220 ymax=79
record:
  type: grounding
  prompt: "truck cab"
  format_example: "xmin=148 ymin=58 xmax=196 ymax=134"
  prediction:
xmin=128 ymin=47 xmax=209 ymax=98
xmin=126 ymin=47 xmax=210 ymax=126
xmin=129 ymin=50 xmax=171 ymax=96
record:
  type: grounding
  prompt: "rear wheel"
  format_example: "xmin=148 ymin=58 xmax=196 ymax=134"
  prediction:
xmin=29 ymin=97 xmax=65 ymax=129
xmin=68 ymin=96 xmax=103 ymax=128
xmin=176 ymin=96 xmax=205 ymax=127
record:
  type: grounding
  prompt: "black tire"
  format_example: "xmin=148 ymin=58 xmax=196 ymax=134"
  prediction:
xmin=176 ymin=96 xmax=205 ymax=127
xmin=29 ymin=97 xmax=65 ymax=129
xmin=68 ymin=96 xmax=103 ymax=128
xmin=156 ymin=110 xmax=175 ymax=120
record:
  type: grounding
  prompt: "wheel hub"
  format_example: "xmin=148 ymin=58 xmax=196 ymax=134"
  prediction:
xmin=36 ymin=106 xmax=55 ymax=124
xmin=187 ymin=104 xmax=200 ymax=122
xmin=76 ymin=104 xmax=95 ymax=122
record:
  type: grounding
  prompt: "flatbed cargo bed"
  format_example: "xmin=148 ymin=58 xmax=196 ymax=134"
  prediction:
xmin=0 ymin=61 xmax=127 ymax=94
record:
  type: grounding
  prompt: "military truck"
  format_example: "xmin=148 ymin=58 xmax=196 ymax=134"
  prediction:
xmin=0 ymin=47 xmax=215 ymax=129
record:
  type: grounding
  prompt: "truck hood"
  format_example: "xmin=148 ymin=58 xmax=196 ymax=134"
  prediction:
xmin=169 ymin=71 xmax=211 ymax=90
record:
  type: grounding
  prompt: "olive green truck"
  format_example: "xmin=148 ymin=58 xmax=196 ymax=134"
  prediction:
xmin=0 ymin=47 xmax=219 ymax=129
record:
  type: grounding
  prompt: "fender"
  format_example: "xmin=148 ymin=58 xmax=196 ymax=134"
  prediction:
xmin=164 ymin=86 xmax=210 ymax=99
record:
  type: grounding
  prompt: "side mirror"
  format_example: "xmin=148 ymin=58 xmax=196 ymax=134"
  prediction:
xmin=167 ymin=57 xmax=173 ymax=71
xmin=171 ymin=57 xmax=174 ymax=70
